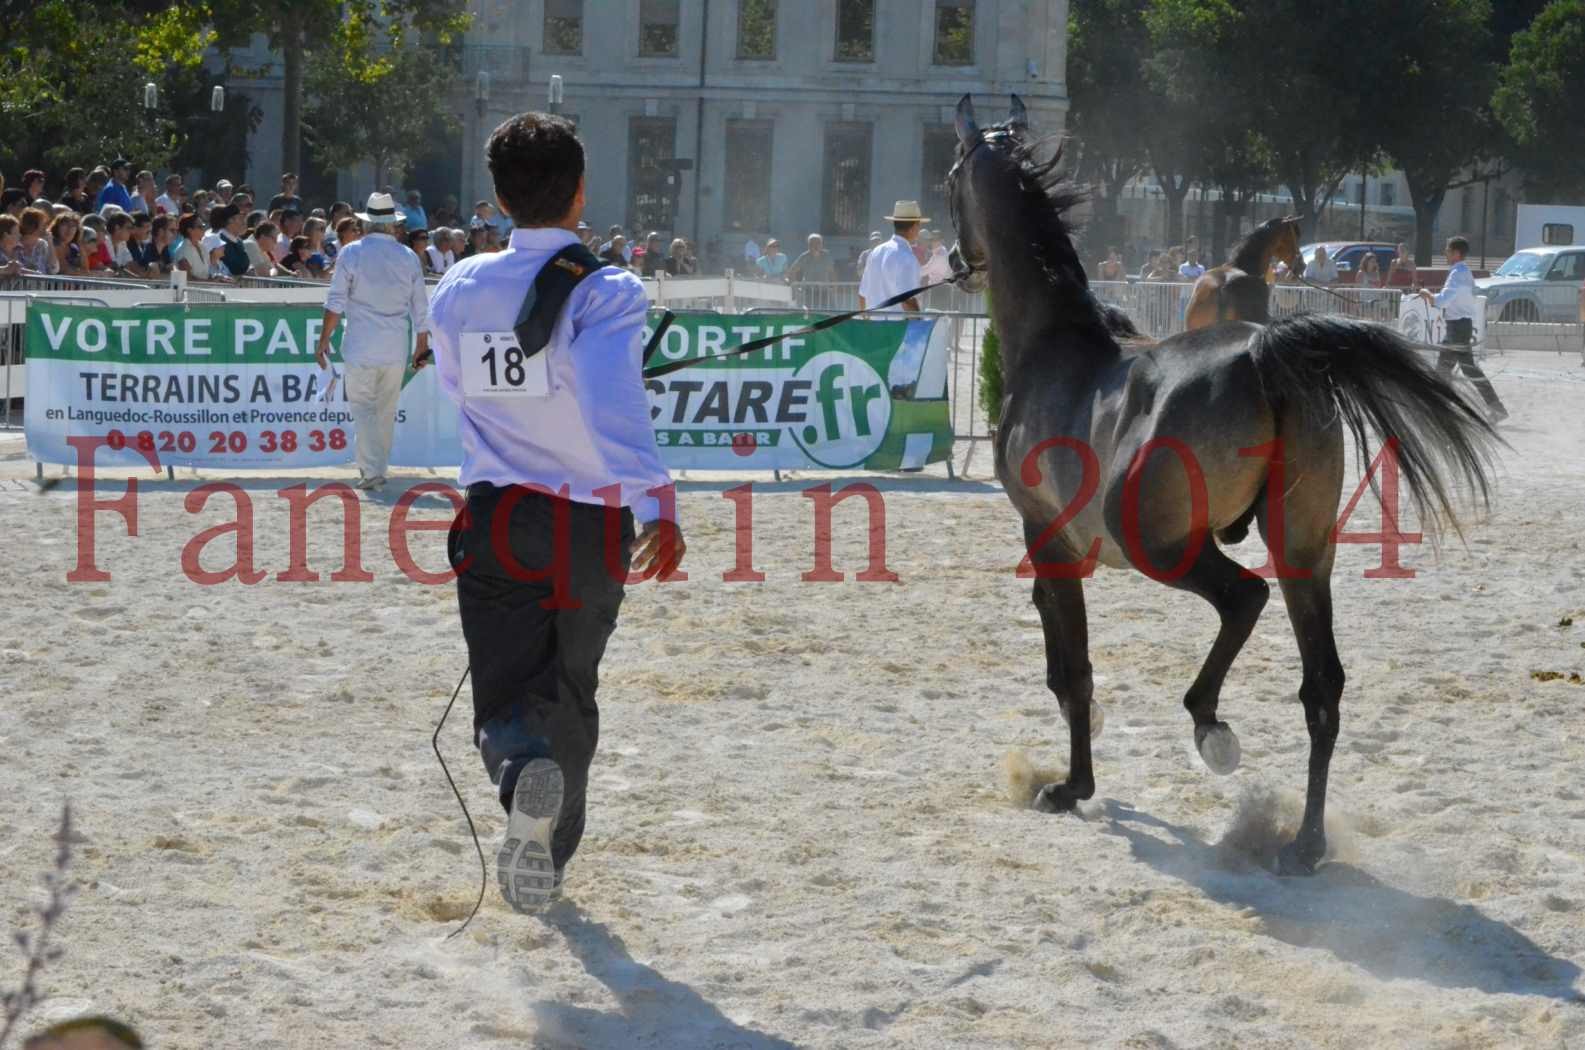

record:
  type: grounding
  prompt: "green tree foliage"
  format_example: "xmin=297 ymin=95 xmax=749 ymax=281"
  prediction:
xmin=1371 ymin=0 xmax=1494 ymax=264
xmin=1067 ymin=0 xmax=1154 ymax=257
xmin=206 ymin=0 xmax=469 ymax=177
xmin=979 ymin=292 xmax=1004 ymax=427
xmin=1494 ymin=0 xmax=1585 ymax=200
xmin=0 ymin=0 xmax=213 ymax=172
xmin=303 ymin=12 xmax=459 ymax=189
xmin=737 ymin=0 xmax=777 ymax=58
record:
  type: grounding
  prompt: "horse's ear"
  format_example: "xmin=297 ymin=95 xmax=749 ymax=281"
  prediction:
xmin=1008 ymin=94 xmax=1029 ymax=133
xmin=955 ymin=94 xmax=980 ymax=148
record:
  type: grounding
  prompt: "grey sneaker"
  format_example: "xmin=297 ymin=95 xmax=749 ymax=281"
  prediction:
xmin=497 ymin=758 xmax=563 ymax=914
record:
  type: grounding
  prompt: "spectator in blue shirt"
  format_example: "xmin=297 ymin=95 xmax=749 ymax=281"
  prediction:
xmin=401 ymin=189 xmax=427 ymax=231
xmin=756 ymin=239 xmax=789 ymax=279
xmin=94 ymin=159 xmax=135 ymax=213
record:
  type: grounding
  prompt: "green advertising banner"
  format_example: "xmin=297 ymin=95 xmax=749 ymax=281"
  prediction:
xmin=23 ymin=303 xmax=954 ymax=473
xmin=640 ymin=312 xmax=953 ymax=469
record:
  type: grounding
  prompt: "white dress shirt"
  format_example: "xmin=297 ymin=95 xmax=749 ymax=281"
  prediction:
xmin=427 ymin=226 xmax=673 ymax=523
xmin=426 ymin=244 xmax=455 ymax=274
xmin=1432 ymin=260 xmax=1479 ymax=321
xmin=324 ymin=231 xmax=429 ymax=367
xmin=859 ymin=234 xmax=923 ymax=309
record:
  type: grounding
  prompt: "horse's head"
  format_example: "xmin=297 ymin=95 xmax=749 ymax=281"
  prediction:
xmin=1275 ymin=215 xmax=1306 ymax=277
xmin=945 ymin=94 xmax=1031 ymax=295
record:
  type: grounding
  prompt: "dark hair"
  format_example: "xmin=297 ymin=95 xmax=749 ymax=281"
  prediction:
xmin=151 ymin=214 xmax=171 ymax=238
xmin=106 ymin=212 xmax=130 ymax=233
xmin=178 ymin=214 xmax=202 ymax=238
xmin=20 ymin=206 xmax=49 ymax=237
xmin=1 ymin=188 xmax=27 ymax=211
xmin=487 ymin=112 xmax=583 ymax=227
xmin=335 ymin=216 xmax=360 ymax=238
xmin=131 ymin=211 xmax=151 ymax=228
xmin=254 ymin=220 xmax=279 ymax=240
xmin=1446 ymin=236 xmax=1469 ymax=256
xmin=893 ymin=220 xmax=919 ymax=236
xmin=290 ymin=234 xmax=309 ymax=255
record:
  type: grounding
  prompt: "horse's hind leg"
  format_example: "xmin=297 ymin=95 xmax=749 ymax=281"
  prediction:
xmin=1161 ymin=546 xmax=1270 ymax=774
xmin=1260 ymin=429 xmax=1345 ymax=875
xmin=1025 ymin=529 xmax=1097 ymax=813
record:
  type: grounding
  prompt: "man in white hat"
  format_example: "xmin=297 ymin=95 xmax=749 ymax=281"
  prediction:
xmin=859 ymin=201 xmax=928 ymax=312
xmin=314 ymin=190 xmax=430 ymax=490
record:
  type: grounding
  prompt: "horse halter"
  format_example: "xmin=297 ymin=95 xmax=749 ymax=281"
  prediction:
xmin=945 ymin=129 xmax=1011 ymax=285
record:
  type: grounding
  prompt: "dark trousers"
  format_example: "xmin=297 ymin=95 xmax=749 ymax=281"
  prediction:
xmin=449 ymin=483 xmax=634 ymax=869
xmin=1437 ymin=318 xmax=1504 ymax=411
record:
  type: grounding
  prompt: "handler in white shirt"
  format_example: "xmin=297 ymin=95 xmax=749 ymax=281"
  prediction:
xmin=415 ymin=112 xmax=685 ymax=916
xmin=859 ymin=200 xmax=928 ymax=312
xmin=1417 ymin=234 xmax=1506 ymax=421
xmin=314 ymin=191 xmax=430 ymax=489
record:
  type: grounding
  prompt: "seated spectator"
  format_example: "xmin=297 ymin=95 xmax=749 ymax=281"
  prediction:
xmin=104 ymin=211 xmax=136 ymax=271
xmin=50 ymin=213 xmax=83 ymax=274
xmin=665 ymin=237 xmax=696 ymax=276
xmin=1 ymin=187 xmax=27 ymax=218
xmin=21 ymin=169 xmax=46 ymax=202
xmin=210 ymin=205 xmax=251 ymax=278
xmin=424 ymin=226 xmax=455 ymax=274
xmin=244 ymin=220 xmax=279 ymax=275
xmin=130 ymin=170 xmax=157 ymax=214
xmin=756 ymin=239 xmax=789 ymax=279
xmin=302 ymin=216 xmax=330 ymax=270
xmin=172 ymin=213 xmax=210 ymax=279
xmin=17 ymin=206 xmax=55 ymax=274
xmin=1098 ymin=247 xmax=1125 ymax=281
xmin=154 ymin=173 xmax=183 ymax=216
xmin=138 ymin=213 xmax=173 ymax=276
xmin=408 ymin=228 xmax=434 ymax=273
xmin=0 ymin=214 xmax=27 ymax=277
xmin=598 ymin=232 xmax=628 ymax=267
xmin=78 ymin=224 xmax=107 ymax=271
xmin=1308 ymin=245 xmax=1338 ymax=285
xmin=60 ymin=168 xmax=92 ymax=213
xmin=332 ymin=215 xmax=361 ymax=256
xmin=280 ymin=234 xmax=324 ymax=278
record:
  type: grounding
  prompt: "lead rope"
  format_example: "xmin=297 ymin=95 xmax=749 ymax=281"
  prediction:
xmin=431 ymin=664 xmax=483 ymax=939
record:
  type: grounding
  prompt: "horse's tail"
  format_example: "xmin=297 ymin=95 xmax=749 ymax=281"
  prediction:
xmin=1251 ymin=314 xmax=1501 ymax=540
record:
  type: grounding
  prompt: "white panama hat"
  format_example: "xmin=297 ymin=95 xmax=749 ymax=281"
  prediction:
xmin=883 ymin=200 xmax=931 ymax=223
xmin=356 ymin=191 xmax=403 ymax=225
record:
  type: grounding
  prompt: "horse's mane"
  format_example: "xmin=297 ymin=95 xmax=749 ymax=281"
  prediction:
xmin=1229 ymin=216 xmax=1297 ymax=274
xmin=956 ymin=124 xmax=1119 ymax=347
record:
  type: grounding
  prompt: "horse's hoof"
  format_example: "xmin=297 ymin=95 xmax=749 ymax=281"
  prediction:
xmin=1276 ymin=837 xmax=1325 ymax=877
xmin=1060 ymin=700 xmax=1105 ymax=740
xmin=1033 ymin=783 xmax=1081 ymax=814
xmin=1194 ymin=722 xmax=1241 ymax=775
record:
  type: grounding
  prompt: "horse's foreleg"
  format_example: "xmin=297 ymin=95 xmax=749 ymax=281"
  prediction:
xmin=1275 ymin=572 xmax=1344 ymax=875
xmin=1028 ymin=567 xmax=1096 ymax=814
xmin=1162 ymin=545 xmax=1269 ymax=774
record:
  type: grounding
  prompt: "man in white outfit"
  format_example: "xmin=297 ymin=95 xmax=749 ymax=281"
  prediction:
xmin=859 ymin=200 xmax=927 ymax=312
xmin=314 ymin=190 xmax=430 ymax=490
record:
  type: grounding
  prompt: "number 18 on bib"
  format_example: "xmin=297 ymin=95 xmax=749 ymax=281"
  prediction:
xmin=461 ymin=331 xmax=550 ymax=398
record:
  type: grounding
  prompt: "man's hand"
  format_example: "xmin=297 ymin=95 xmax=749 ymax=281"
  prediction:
xmin=632 ymin=519 xmax=686 ymax=580
xmin=315 ymin=342 xmax=330 ymax=370
xmin=411 ymin=333 xmax=433 ymax=371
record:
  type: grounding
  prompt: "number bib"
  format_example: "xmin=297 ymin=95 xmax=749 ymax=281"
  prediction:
xmin=460 ymin=331 xmax=550 ymax=398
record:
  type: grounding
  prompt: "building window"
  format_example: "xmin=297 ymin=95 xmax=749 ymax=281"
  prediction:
xmin=640 ymin=0 xmax=680 ymax=57
xmin=835 ymin=0 xmax=874 ymax=63
xmin=920 ymin=126 xmax=958 ymax=229
xmin=544 ymin=0 xmax=582 ymax=55
xmin=822 ymin=124 xmax=872 ymax=236
xmin=628 ymin=117 xmax=677 ymax=232
xmin=724 ymin=121 xmax=773 ymax=233
xmin=1379 ymin=181 xmax=1395 ymax=208
xmin=737 ymin=0 xmax=777 ymax=59
xmin=933 ymin=0 xmax=974 ymax=65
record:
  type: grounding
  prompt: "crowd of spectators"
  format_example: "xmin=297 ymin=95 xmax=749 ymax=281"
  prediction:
xmin=0 ymin=161 xmax=530 ymax=285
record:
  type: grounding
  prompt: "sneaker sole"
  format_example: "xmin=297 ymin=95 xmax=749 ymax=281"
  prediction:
xmin=497 ymin=758 xmax=563 ymax=914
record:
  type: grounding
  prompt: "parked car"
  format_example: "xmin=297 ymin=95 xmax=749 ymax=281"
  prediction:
xmin=1475 ymin=246 xmax=1585 ymax=322
xmin=1297 ymin=241 xmax=1425 ymax=286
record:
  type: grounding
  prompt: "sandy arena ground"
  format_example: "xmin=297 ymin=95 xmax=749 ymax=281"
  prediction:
xmin=1 ymin=354 xmax=1583 ymax=1049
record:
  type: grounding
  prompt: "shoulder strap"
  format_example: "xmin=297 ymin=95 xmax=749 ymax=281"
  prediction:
xmin=514 ymin=242 xmax=606 ymax=357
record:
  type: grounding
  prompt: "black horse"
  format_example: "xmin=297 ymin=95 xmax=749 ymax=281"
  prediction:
xmin=947 ymin=96 xmax=1498 ymax=874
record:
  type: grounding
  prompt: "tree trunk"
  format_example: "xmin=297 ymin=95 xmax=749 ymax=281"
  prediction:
xmin=1403 ymin=170 xmax=1448 ymax=267
xmin=1157 ymin=171 xmax=1190 ymax=247
xmin=282 ymin=30 xmax=304 ymax=177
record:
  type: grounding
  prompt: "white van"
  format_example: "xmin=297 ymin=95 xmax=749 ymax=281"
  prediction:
xmin=1514 ymin=204 xmax=1585 ymax=250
